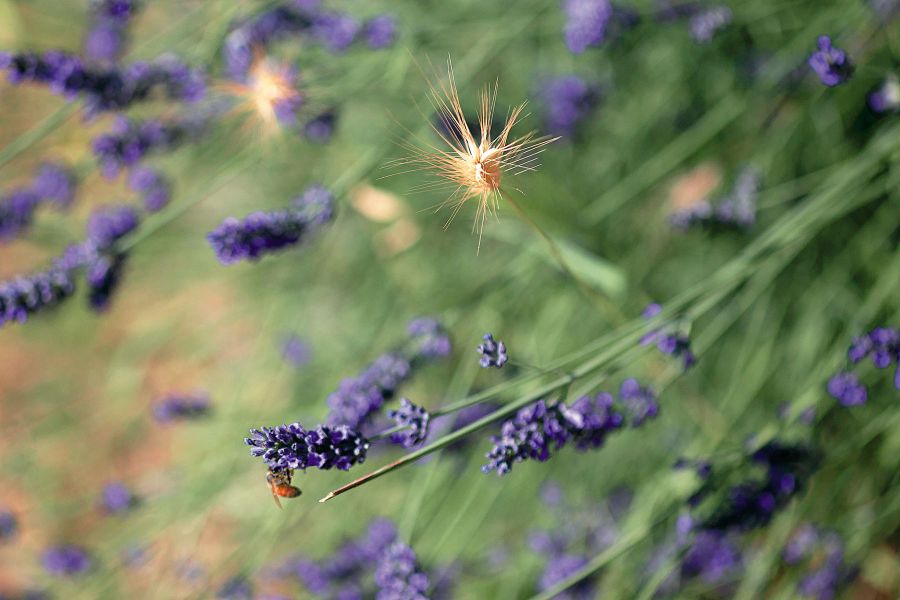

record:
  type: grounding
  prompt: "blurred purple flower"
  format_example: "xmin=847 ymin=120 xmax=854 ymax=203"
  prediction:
xmin=0 ymin=510 xmax=17 ymax=541
xmin=868 ymin=75 xmax=900 ymax=113
xmin=407 ymin=317 xmax=452 ymax=359
xmin=314 ymin=12 xmax=359 ymax=52
xmin=689 ymin=6 xmax=732 ymax=43
xmin=281 ymin=334 xmax=312 ymax=367
xmin=101 ymin=482 xmax=137 ymax=513
xmin=388 ymin=398 xmax=431 ymax=448
xmin=541 ymin=75 xmax=601 ymax=138
xmin=217 ymin=576 xmax=253 ymax=600
xmin=153 ymin=393 xmax=212 ymax=422
xmin=32 ymin=162 xmax=76 ymax=207
xmin=639 ymin=303 xmax=696 ymax=370
xmin=618 ymin=378 xmax=659 ymax=426
xmin=374 ymin=542 xmax=430 ymax=600
xmin=42 ymin=545 xmax=93 ymax=576
xmin=87 ymin=204 xmax=139 ymax=247
xmin=305 ymin=110 xmax=337 ymax=142
xmin=0 ymin=267 xmax=76 ymax=329
xmin=563 ymin=0 xmax=613 ymax=53
xmin=477 ymin=333 xmax=508 ymax=369
xmin=365 ymin=15 xmax=397 ymax=49
xmin=128 ymin=166 xmax=172 ymax=212
xmin=808 ymin=36 xmax=853 ymax=87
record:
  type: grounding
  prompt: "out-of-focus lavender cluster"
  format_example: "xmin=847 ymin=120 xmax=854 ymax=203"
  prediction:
xmin=93 ymin=114 xmax=207 ymax=179
xmin=483 ymin=379 xmax=659 ymax=475
xmin=808 ymin=36 xmax=854 ymax=87
xmin=207 ymin=184 xmax=335 ymax=265
xmin=783 ymin=524 xmax=857 ymax=599
xmin=153 ymin=392 xmax=212 ymax=423
xmin=669 ymin=167 xmax=760 ymax=232
xmin=325 ymin=318 xmax=451 ymax=431
xmin=84 ymin=0 xmax=141 ymax=64
xmin=540 ymin=75 xmax=602 ymax=138
xmin=528 ymin=483 xmax=627 ymax=599
xmin=639 ymin=303 xmax=696 ymax=370
xmin=0 ymin=50 xmax=205 ymax=118
xmin=868 ymin=74 xmax=900 ymax=113
xmin=0 ymin=162 xmax=76 ymax=242
xmin=42 ymin=544 xmax=93 ymax=577
xmin=277 ymin=518 xmax=449 ymax=599
xmin=827 ymin=326 xmax=899 ymax=406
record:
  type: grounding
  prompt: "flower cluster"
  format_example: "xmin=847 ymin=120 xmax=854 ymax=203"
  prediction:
xmin=245 ymin=422 xmax=369 ymax=472
xmin=0 ymin=267 xmax=76 ymax=329
xmin=0 ymin=509 xmax=17 ymax=541
xmin=562 ymin=0 xmax=613 ymax=53
xmin=93 ymin=114 xmax=206 ymax=178
xmin=828 ymin=326 xmax=899 ymax=406
xmin=482 ymin=389 xmax=636 ymax=475
xmin=783 ymin=525 xmax=857 ymax=599
xmin=281 ymin=333 xmax=312 ymax=367
xmin=689 ymin=6 xmax=732 ymax=43
xmin=128 ymin=166 xmax=172 ymax=212
xmin=388 ymin=398 xmax=431 ymax=448
xmin=670 ymin=167 xmax=760 ymax=231
xmin=42 ymin=545 xmax=93 ymax=577
xmin=326 ymin=318 xmax=451 ymax=430
xmin=0 ymin=50 xmax=205 ymax=117
xmin=618 ymin=378 xmax=658 ymax=426
xmin=477 ymin=333 xmax=508 ymax=369
xmin=540 ymin=76 xmax=601 ymax=138
xmin=0 ymin=162 xmax=76 ymax=242
xmin=84 ymin=0 xmax=141 ymax=63
xmin=207 ymin=185 xmax=334 ymax=265
xmin=868 ymin=75 xmax=900 ymax=113
xmin=100 ymin=482 xmax=138 ymax=514
xmin=153 ymin=392 xmax=212 ymax=423
xmin=223 ymin=3 xmax=397 ymax=80
xmin=407 ymin=317 xmax=452 ymax=359
xmin=374 ymin=542 xmax=431 ymax=600
xmin=808 ymin=36 xmax=854 ymax=87
xmin=639 ymin=303 xmax=697 ymax=370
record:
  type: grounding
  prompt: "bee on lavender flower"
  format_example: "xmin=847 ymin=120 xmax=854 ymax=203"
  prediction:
xmin=266 ymin=468 xmax=301 ymax=509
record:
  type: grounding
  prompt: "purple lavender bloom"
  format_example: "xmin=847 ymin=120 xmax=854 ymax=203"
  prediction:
xmin=86 ymin=255 xmax=126 ymax=310
xmin=326 ymin=352 xmax=413 ymax=429
xmin=87 ymin=204 xmax=139 ymax=247
xmin=101 ymin=482 xmax=137 ymax=513
xmin=32 ymin=162 xmax=76 ymax=207
xmin=0 ymin=267 xmax=75 ymax=329
xmin=563 ymin=0 xmax=613 ymax=53
xmin=304 ymin=110 xmax=337 ymax=142
xmin=217 ymin=576 xmax=253 ymax=600
xmin=128 ymin=166 xmax=172 ymax=212
xmin=0 ymin=189 xmax=40 ymax=241
xmin=365 ymin=15 xmax=397 ymax=49
xmin=477 ymin=333 xmax=508 ymax=369
xmin=618 ymin=378 xmax=659 ymax=426
xmin=783 ymin=524 xmax=819 ymax=565
xmin=92 ymin=115 xmax=203 ymax=177
xmin=407 ymin=318 xmax=452 ymax=359
xmin=314 ymin=12 xmax=360 ymax=52
xmin=541 ymin=76 xmax=601 ymax=138
xmin=680 ymin=530 xmax=741 ymax=585
xmin=281 ymin=334 xmax=312 ymax=367
xmin=826 ymin=372 xmax=868 ymax=406
xmin=42 ymin=545 xmax=93 ymax=576
xmin=639 ymin=303 xmax=696 ymax=369
xmin=374 ymin=542 xmax=430 ymax=600
xmin=85 ymin=21 xmax=126 ymax=63
xmin=482 ymin=394 xmax=623 ymax=475
xmin=245 ymin=422 xmax=369 ymax=472
xmin=689 ymin=6 xmax=732 ymax=43
xmin=0 ymin=510 xmax=17 ymax=541
xmin=208 ymin=185 xmax=334 ymax=264
xmin=808 ymin=36 xmax=854 ymax=87
xmin=388 ymin=398 xmax=431 ymax=448
xmin=538 ymin=554 xmax=593 ymax=600
xmin=153 ymin=393 xmax=212 ymax=422
xmin=795 ymin=533 xmax=855 ymax=600
xmin=222 ymin=6 xmax=314 ymax=80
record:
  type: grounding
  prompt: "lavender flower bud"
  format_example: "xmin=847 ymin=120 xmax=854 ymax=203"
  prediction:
xmin=32 ymin=162 xmax=76 ymax=207
xmin=153 ymin=393 xmax=212 ymax=422
xmin=783 ymin=524 xmax=819 ymax=565
xmin=0 ymin=510 xmax=17 ymax=541
xmin=92 ymin=115 xmax=204 ymax=177
xmin=0 ymin=189 xmax=40 ymax=241
xmin=86 ymin=251 xmax=127 ymax=311
xmin=868 ymin=75 xmax=900 ymax=113
xmin=364 ymin=15 xmax=397 ymax=49
xmin=538 ymin=554 xmax=593 ymax=599
xmin=42 ymin=545 xmax=93 ymax=576
xmin=407 ymin=317 xmax=452 ymax=359
xmin=208 ymin=185 xmax=334 ymax=264
xmin=826 ymin=372 xmax=868 ymax=406
xmin=0 ymin=267 xmax=75 ymax=329
xmin=304 ymin=110 xmax=337 ymax=142
xmin=245 ymin=422 xmax=369 ymax=472
xmin=101 ymin=482 xmax=137 ymax=513
xmin=640 ymin=303 xmax=696 ymax=369
xmin=477 ymin=333 xmax=507 ymax=368
xmin=689 ymin=6 xmax=732 ymax=43
xmin=281 ymin=334 xmax=312 ymax=367
xmin=313 ymin=12 xmax=360 ymax=52
xmin=388 ymin=398 xmax=431 ymax=448
xmin=541 ymin=75 xmax=601 ymax=138
xmin=128 ymin=166 xmax=172 ymax=212
xmin=374 ymin=542 xmax=430 ymax=600
xmin=87 ymin=204 xmax=139 ymax=247
xmin=618 ymin=378 xmax=659 ymax=426
xmin=679 ymin=530 xmax=742 ymax=585
xmin=326 ymin=353 xmax=412 ymax=429
xmin=563 ymin=0 xmax=613 ymax=54
xmin=808 ymin=36 xmax=853 ymax=87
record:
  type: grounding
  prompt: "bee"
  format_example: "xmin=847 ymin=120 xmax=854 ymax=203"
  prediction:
xmin=266 ymin=469 xmax=301 ymax=509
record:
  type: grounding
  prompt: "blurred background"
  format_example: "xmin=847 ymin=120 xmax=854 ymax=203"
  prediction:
xmin=0 ymin=0 xmax=898 ymax=598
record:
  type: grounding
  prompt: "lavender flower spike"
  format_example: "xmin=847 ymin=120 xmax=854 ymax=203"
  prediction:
xmin=0 ymin=267 xmax=75 ymax=329
xmin=153 ymin=393 xmax=212 ymax=422
xmin=388 ymin=398 xmax=431 ymax=449
xmin=808 ymin=36 xmax=853 ymax=87
xmin=477 ymin=333 xmax=508 ymax=368
xmin=563 ymin=0 xmax=613 ymax=53
xmin=619 ymin=378 xmax=659 ymax=427
xmin=208 ymin=185 xmax=334 ymax=264
xmin=245 ymin=422 xmax=369 ymax=472
xmin=374 ymin=542 xmax=430 ymax=600
xmin=42 ymin=545 xmax=93 ymax=576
